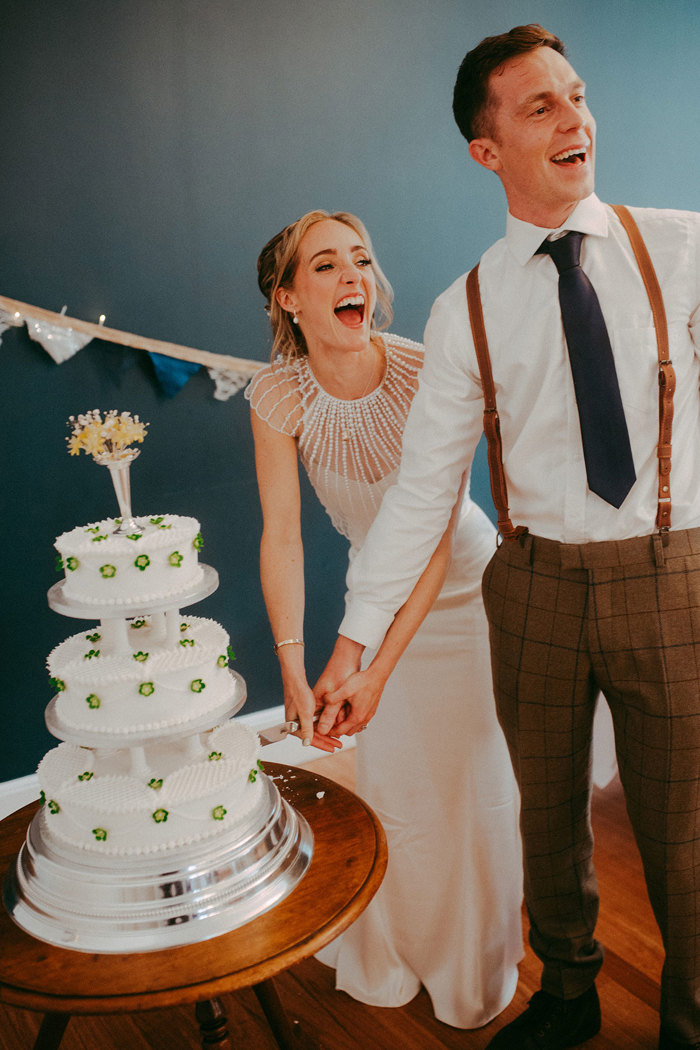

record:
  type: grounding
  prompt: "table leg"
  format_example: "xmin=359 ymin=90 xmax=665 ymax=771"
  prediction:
xmin=253 ymin=978 xmax=306 ymax=1050
xmin=195 ymin=998 xmax=231 ymax=1049
xmin=32 ymin=1013 xmax=70 ymax=1050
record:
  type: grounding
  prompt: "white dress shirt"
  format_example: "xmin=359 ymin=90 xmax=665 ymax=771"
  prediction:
xmin=341 ymin=194 xmax=700 ymax=649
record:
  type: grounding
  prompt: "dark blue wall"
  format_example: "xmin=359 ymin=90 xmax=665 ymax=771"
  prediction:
xmin=1 ymin=0 xmax=697 ymax=781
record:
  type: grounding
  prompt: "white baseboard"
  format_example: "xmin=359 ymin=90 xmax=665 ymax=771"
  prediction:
xmin=0 ymin=773 xmax=40 ymax=822
xmin=0 ymin=706 xmax=355 ymax=822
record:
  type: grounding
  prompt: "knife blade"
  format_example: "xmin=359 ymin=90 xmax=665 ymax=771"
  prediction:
xmin=258 ymin=720 xmax=301 ymax=745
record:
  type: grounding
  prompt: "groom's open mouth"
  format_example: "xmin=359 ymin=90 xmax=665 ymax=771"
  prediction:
xmin=551 ymin=145 xmax=588 ymax=166
xmin=334 ymin=294 xmax=365 ymax=327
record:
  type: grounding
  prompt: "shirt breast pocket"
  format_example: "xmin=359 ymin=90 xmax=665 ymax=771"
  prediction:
xmin=612 ymin=326 xmax=662 ymax=420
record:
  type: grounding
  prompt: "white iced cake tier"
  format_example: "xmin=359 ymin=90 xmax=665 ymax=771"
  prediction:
xmin=54 ymin=514 xmax=203 ymax=605
xmin=48 ymin=613 xmax=237 ymax=735
xmin=36 ymin=722 xmax=265 ymax=855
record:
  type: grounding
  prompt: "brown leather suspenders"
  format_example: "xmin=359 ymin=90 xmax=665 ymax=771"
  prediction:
xmin=610 ymin=205 xmax=675 ymax=530
xmin=465 ymin=204 xmax=675 ymax=541
xmin=465 ymin=264 xmax=528 ymax=542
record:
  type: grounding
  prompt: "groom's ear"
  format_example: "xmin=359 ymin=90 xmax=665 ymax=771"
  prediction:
xmin=468 ymin=136 xmax=502 ymax=172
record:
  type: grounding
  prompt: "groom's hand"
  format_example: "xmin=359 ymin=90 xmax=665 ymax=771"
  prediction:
xmin=314 ymin=635 xmax=365 ymax=735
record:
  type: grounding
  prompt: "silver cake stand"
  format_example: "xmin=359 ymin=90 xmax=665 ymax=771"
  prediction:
xmin=5 ymin=566 xmax=314 ymax=953
xmin=5 ymin=775 xmax=313 ymax=954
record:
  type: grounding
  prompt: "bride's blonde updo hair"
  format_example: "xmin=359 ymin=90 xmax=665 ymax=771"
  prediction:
xmin=257 ymin=209 xmax=394 ymax=361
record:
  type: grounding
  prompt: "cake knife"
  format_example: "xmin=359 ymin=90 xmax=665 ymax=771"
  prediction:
xmin=257 ymin=720 xmax=302 ymax=745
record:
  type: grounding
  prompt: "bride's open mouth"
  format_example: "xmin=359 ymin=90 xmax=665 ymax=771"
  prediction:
xmin=334 ymin=294 xmax=365 ymax=327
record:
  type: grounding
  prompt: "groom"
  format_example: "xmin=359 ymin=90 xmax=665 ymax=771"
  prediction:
xmin=317 ymin=23 xmax=700 ymax=1050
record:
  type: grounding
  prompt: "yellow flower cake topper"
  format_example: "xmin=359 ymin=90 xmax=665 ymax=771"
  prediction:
xmin=66 ymin=410 xmax=149 ymax=534
xmin=67 ymin=410 xmax=148 ymax=460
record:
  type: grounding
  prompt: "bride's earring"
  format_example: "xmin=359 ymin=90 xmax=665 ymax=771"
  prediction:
xmin=292 ymin=312 xmax=299 ymax=325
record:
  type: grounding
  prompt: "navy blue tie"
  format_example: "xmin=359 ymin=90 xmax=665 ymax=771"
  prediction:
xmin=538 ymin=231 xmax=636 ymax=508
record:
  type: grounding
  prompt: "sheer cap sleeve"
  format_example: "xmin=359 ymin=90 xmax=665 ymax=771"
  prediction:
xmin=244 ymin=358 xmax=304 ymax=437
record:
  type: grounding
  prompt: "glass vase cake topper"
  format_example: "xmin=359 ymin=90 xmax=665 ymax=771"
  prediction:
xmin=66 ymin=410 xmax=149 ymax=536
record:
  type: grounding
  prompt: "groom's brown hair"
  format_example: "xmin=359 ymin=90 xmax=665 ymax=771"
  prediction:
xmin=453 ymin=24 xmax=566 ymax=142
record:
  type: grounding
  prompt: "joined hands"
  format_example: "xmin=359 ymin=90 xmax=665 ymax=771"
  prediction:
xmin=313 ymin=635 xmax=385 ymax=739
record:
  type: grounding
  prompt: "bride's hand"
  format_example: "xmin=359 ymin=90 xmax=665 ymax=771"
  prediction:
xmin=282 ymin=675 xmax=341 ymax=753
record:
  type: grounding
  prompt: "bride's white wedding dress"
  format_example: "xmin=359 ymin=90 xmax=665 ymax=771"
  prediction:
xmin=246 ymin=335 xmax=523 ymax=1027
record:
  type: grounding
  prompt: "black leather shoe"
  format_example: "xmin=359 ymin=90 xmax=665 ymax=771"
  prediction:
xmin=658 ymin=1030 xmax=700 ymax=1050
xmin=486 ymin=985 xmax=601 ymax=1048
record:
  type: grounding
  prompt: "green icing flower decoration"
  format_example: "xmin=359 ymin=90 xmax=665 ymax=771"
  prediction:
xmin=180 ymin=622 xmax=190 ymax=632
xmin=100 ymin=564 xmax=117 ymax=578
xmin=131 ymin=618 xmax=147 ymax=629
xmin=86 ymin=694 xmax=101 ymax=709
xmin=126 ymin=533 xmax=142 ymax=542
xmin=190 ymin=678 xmax=206 ymax=693
xmin=139 ymin=682 xmax=155 ymax=696
xmin=218 ymin=645 xmax=236 ymax=668
xmin=78 ymin=771 xmax=94 ymax=781
xmin=212 ymin=805 xmax=227 ymax=821
xmin=149 ymin=516 xmax=164 ymax=525
xmin=92 ymin=828 xmax=108 ymax=842
xmin=169 ymin=551 xmax=183 ymax=567
xmin=193 ymin=532 xmax=204 ymax=552
xmin=55 ymin=554 xmax=64 ymax=572
xmin=208 ymin=751 xmax=222 ymax=762
xmin=180 ymin=638 xmax=195 ymax=648
xmin=86 ymin=632 xmax=101 ymax=643
xmin=84 ymin=649 xmax=100 ymax=660
xmin=134 ymin=554 xmax=150 ymax=571
xmin=257 ymin=759 xmax=265 ymax=772
xmin=50 ymin=676 xmax=66 ymax=693
xmin=152 ymin=808 xmax=168 ymax=824
xmin=133 ymin=651 xmax=149 ymax=663
xmin=92 ymin=534 xmax=108 ymax=543
xmin=66 ymin=556 xmax=79 ymax=572
xmin=248 ymin=769 xmax=258 ymax=783
xmin=85 ymin=525 xmax=101 ymax=535
xmin=148 ymin=777 xmax=163 ymax=790
xmin=47 ymin=799 xmax=60 ymax=814
xmin=39 ymin=790 xmax=46 ymax=805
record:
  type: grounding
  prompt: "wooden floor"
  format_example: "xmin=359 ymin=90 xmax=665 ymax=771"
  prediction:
xmin=0 ymin=750 xmax=664 ymax=1050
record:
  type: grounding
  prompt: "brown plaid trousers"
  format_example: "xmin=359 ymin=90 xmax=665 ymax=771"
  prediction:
xmin=482 ymin=527 xmax=700 ymax=1042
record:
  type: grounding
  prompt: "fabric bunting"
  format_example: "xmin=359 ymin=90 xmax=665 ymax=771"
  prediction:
xmin=24 ymin=314 xmax=94 ymax=364
xmin=0 ymin=299 xmax=261 ymax=401
xmin=147 ymin=351 xmax=201 ymax=397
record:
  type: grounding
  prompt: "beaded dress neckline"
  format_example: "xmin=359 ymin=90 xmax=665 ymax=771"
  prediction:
xmin=246 ymin=333 xmax=424 ymax=547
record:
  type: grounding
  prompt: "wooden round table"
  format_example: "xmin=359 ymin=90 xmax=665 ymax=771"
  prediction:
xmin=0 ymin=763 xmax=387 ymax=1050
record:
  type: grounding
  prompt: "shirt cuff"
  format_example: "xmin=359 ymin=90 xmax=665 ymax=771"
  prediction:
xmin=339 ymin=600 xmax=394 ymax=651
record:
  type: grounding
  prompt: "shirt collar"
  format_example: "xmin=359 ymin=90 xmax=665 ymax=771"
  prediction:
xmin=505 ymin=193 xmax=609 ymax=266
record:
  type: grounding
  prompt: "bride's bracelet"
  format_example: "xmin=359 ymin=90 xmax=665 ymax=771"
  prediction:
xmin=273 ymin=638 xmax=305 ymax=656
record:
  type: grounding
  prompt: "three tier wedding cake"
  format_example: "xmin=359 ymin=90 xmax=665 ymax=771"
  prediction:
xmin=6 ymin=411 xmax=312 ymax=951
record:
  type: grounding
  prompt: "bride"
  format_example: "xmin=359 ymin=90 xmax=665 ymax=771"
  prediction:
xmin=245 ymin=209 xmax=522 ymax=1028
